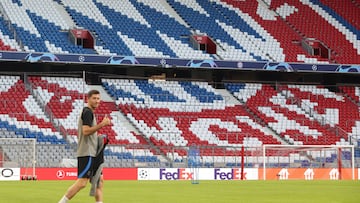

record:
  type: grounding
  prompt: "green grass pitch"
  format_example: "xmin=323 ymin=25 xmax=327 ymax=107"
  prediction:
xmin=1 ymin=180 xmax=359 ymax=203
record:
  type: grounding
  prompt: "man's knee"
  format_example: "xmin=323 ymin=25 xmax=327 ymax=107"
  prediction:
xmin=76 ymin=178 xmax=89 ymax=189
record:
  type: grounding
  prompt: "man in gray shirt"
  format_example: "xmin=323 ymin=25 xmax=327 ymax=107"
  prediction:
xmin=58 ymin=89 xmax=111 ymax=203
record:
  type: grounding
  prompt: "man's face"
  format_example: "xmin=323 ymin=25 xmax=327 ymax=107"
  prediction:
xmin=88 ymin=94 xmax=101 ymax=110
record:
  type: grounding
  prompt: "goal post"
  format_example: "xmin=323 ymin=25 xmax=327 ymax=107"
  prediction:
xmin=0 ymin=138 xmax=36 ymax=180
xmin=262 ymin=144 xmax=355 ymax=180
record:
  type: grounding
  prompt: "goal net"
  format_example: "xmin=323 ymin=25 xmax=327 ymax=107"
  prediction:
xmin=0 ymin=138 xmax=36 ymax=180
xmin=262 ymin=144 xmax=355 ymax=180
xmin=188 ymin=146 xmax=200 ymax=184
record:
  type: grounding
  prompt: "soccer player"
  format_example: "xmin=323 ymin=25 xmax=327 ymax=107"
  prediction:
xmin=58 ymin=90 xmax=111 ymax=203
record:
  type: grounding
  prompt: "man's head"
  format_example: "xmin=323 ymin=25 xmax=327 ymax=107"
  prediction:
xmin=87 ymin=90 xmax=101 ymax=110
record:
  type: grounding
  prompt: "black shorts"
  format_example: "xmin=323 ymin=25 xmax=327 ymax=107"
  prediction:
xmin=78 ymin=155 xmax=104 ymax=179
xmin=77 ymin=156 xmax=96 ymax=179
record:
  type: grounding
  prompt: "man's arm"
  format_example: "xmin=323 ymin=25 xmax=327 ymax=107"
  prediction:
xmin=82 ymin=115 xmax=111 ymax=136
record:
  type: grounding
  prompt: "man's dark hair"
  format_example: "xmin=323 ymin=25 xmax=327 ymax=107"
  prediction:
xmin=87 ymin=89 xmax=100 ymax=98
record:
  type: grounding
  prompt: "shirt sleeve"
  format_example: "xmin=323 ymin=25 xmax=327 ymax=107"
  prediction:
xmin=81 ymin=108 xmax=94 ymax=127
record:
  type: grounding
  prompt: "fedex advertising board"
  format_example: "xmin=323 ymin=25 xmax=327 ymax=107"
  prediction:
xmin=213 ymin=168 xmax=258 ymax=180
xmin=137 ymin=168 xmax=194 ymax=180
xmin=15 ymin=168 xmax=358 ymax=181
xmin=137 ymin=168 xmax=258 ymax=180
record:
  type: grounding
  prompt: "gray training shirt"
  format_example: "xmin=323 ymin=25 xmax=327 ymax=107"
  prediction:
xmin=77 ymin=107 xmax=98 ymax=157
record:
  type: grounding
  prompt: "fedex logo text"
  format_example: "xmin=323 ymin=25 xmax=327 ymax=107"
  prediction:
xmin=214 ymin=168 xmax=245 ymax=180
xmin=160 ymin=168 xmax=193 ymax=180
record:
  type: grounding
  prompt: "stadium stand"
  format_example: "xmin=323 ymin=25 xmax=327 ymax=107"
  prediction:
xmin=0 ymin=75 xmax=70 ymax=167
xmin=27 ymin=76 xmax=160 ymax=167
xmin=225 ymin=83 xmax=357 ymax=145
xmin=339 ymin=86 xmax=360 ymax=103
xmin=0 ymin=0 xmax=359 ymax=168
xmin=0 ymin=0 xmax=358 ymax=63
xmin=103 ymin=78 xmax=282 ymax=165
xmin=0 ymin=16 xmax=19 ymax=51
xmin=0 ymin=73 xmax=359 ymax=167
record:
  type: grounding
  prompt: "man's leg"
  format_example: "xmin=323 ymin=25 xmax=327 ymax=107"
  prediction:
xmin=58 ymin=178 xmax=88 ymax=203
xmin=95 ymin=175 xmax=104 ymax=203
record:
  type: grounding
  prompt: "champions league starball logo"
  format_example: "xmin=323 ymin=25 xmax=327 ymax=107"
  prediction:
xmin=312 ymin=65 xmax=317 ymax=71
xmin=138 ymin=169 xmax=148 ymax=179
xmin=78 ymin=55 xmax=85 ymax=62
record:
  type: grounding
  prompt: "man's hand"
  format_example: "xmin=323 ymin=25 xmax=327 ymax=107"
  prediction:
xmin=82 ymin=115 xmax=111 ymax=136
xmin=101 ymin=115 xmax=111 ymax=127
